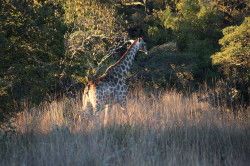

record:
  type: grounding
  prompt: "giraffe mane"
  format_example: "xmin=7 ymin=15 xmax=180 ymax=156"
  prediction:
xmin=108 ymin=38 xmax=138 ymax=69
xmin=94 ymin=38 xmax=139 ymax=83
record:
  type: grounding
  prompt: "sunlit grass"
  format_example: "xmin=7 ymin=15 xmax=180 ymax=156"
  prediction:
xmin=0 ymin=89 xmax=249 ymax=166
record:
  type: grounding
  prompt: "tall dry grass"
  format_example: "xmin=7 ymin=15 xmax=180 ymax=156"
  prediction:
xmin=0 ymin=89 xmax=249 ymax=166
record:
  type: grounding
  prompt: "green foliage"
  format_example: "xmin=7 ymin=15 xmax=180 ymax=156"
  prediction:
xmin=63 ymin=0 xmax=127 ymax=79
xmin=212 ymin=0 xmax=249 ymax=25
xmin=0 ymin=0 xmax=249 ymax=123
xmin=147 ymin=25 xmax=171 ymax=45
xmin=0 ymin=1 xmax=67 ymax=119
xmin=158 ymin=0 xmax=223 ymax=47
xmin=0 ymin=0 xmax=128 ymax=122
xmin=117 ymin=0 xmax=248 ymax=98
xmin=211 ymin=17 xmax=249 ymax=103
xmin=212 ymin=17 xmax=250 ymax=68
xmin=149 ymin=0 xmax=225 ymax=80
xmin=133 ymin=43 xmax=196 ymax=89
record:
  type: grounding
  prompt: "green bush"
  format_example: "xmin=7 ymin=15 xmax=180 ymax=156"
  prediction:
xmin=131 ymin=43 xmax=196 ymax=90
xmin=0 ymin=1 xmax=67 ymax=120
xmin=212 ymin=17 xmax=250 ymax=104
xmin=147 ymin=0 xmax=226 ymax=81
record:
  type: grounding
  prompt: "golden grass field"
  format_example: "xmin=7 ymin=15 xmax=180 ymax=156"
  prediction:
xmin=0 ymin=89 xmax=249 ymax=166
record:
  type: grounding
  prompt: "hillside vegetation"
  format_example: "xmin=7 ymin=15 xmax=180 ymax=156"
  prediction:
xmin=1 ymin=0 xmax=249 ymax=121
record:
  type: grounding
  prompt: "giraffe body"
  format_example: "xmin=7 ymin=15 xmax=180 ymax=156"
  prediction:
xmin=83 ymin=38 xmax=147 ymax=114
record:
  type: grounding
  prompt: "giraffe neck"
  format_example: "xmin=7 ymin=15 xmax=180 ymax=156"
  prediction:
xmin=95 ymin=40 xmax=139 ymax=83
xmin=103 ymin=40 xmax=140 ymax=79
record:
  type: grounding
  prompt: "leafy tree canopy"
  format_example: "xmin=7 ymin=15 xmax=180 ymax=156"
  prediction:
xmin=212 ymin=17 xmax=250 ymax=68
xmin=0 ymin=0 xmax=67 ymax=118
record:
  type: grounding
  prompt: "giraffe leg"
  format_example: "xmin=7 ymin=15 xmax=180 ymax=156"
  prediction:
xmin=118 ymin=87 xmax=128 ymax=112
xmin=119 ymin=98 xmax=130 ymax=123
xmin=103 ymin=105 xmax=110 ymax=128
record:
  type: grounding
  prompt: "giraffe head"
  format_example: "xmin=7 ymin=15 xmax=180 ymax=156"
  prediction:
xmin=138 ymin=37 xmax=148 ymax=55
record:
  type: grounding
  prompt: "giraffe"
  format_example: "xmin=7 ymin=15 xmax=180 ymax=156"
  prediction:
xmin=82 ymin=37 xmax=147 ymax=115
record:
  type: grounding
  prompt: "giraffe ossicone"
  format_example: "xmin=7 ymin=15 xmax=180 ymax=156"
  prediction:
xmin=82 ymin=37 xmax=147 ymax=114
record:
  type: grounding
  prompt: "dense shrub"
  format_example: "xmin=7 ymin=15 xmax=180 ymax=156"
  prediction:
xmin=212 ymin=17 xmax=250 ymax=104
xmin=131 ymin=42 xmax=196 ymax=90
xmin=0 ymin=1 xmax=67 ymax=120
